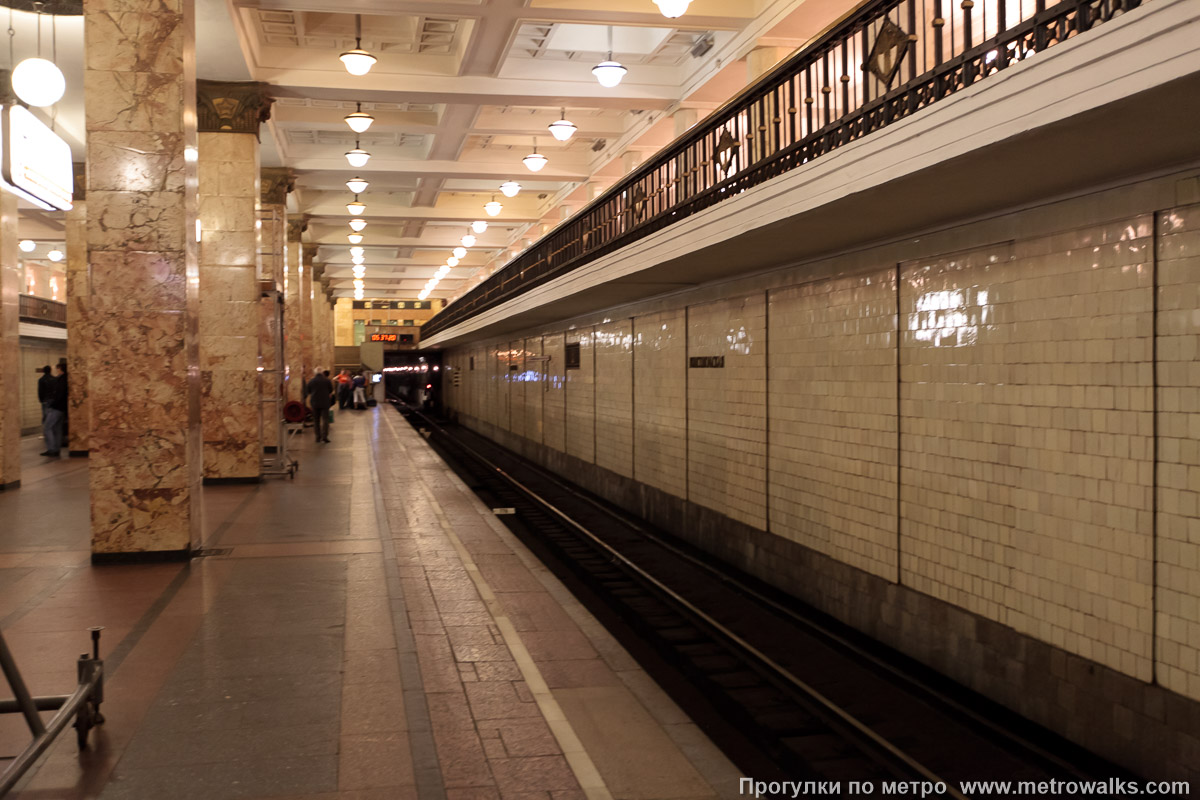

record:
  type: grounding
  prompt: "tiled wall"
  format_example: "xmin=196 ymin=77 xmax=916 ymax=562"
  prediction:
xmin=594 ymin=320 xmax=633 ymax=478
xmin=688 ymin=296 xmax=768 ymax=530
xmin=543 ymin=334 xmax=566 ymax=453
xmin=565 ymin=328 xmax=595 ymax=464
xmin=442 ymin=197 xmax=1200 ymax=711
xmin=768 ymin=272 xmax=898 ymax=581
xmin=508 ymin=339 xmax=526 ymax=440
xmin=633 ymin=311 xmax=687 ymax=499
xmin=1156 ymin=204 xmax=1200 ymax=700
xmin=524 ymin=336 xmax=544 ymax=445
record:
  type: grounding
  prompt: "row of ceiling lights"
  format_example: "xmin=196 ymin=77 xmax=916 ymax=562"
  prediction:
xmin=335 ymin=1 xmax=698 ymax=300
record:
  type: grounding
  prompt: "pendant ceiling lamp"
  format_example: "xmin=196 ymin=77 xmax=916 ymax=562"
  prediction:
xmin=18 ymin=240 xmax=35 ymax=253
xmin=47 ymin=248 xmax=64 ymax=262
xmin=345 ymin=140 xmax=371 ymax=168
xmin=339 ymin=16 xmax=378 ymax=76
xmin=500 ymin=181 xmax=521 ymax=198
xmin=353 ymin=279 xmax=365 ymax=289
xmin=653 ymin=0 xmax=692 ymax=17
xmin=471 ymin=220 xmax=488 ymax=234
xmin=352 ymin=255 xmax=365 ymax=265
xmin=548 ymin=109 xmax=577 ymax=142
xmin=453 ymin=246 xmax=467 ymax=259
xmin=345 ymin=102 xmax=374 ymax=133
xmin=444 ymin=258 xmax=457 ymax=268
xmin=346 ymin=195 xmax=366 ymax=215
xmin=350 ymin=246 xmax=365 ymax=257
xmin=461 ymin=232 xmax=476 ymax=248
xmin=592 ymin=27 xmax=627 ymax=88
xmin=346 ymin=176 xmax=369 ymax=194
xmin=522 ymin=138 xmax=548 ymax=172
xmin=484 ymin=196 xmax=502 ymax=216
xmin=349 ymin=218 xmax=368 ymax=232
xmin=352 ymin=265 xmax=365 ymax=277
xmin=348 ymin=233 xmax=364 ymax=244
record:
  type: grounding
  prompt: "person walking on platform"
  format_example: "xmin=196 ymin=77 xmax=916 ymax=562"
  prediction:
xmin=352 ymin=372 xmax=367 ymax=409
xmin=336 ymin=370 xmax=352 ymax=410
xmin=41 ymin=363 xmax=68 ymax=457
xmin=306 ymin=368 xmax=334 ymax=443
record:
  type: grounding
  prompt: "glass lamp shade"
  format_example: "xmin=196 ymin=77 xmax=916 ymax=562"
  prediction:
xmin=471 ymin=220 xmax=488 ymax=234
xmin=47 ymin=249 xmax=64 ymax=262
xmin=592 ymin=61 xmax=627 ymax=88
xmin=499 ymin=181 xmax=521 ymax=198
xmin=348 ymin=233 xmax=364 ymax=244
xmin=353 ymin=279 xmax=364 ymax=289
xmin=344 ymin=111 xmax=374 ymax=133
xmin=352 ymin=255 xmax=365 ymax=264
xmin=352 ymin=267 xmax=366 ymax=278
xmin=18 ymin=240 xmax=35 ymax=252
xmin=350 ymin=246 xmax=365 ymax=257
xmin=461 ymin=234 xmax=476 ymax=247
xmin=346 ymin=177 xmax=369 ymax=193
xmin=354 ymin=291 xmax=365 ymax=300
xmin=446 ymin=257 xmax=459 ymax=267
xmin=12 ymin=58 xmax=66 ymax=107
xmin=345 ymin=149 xmax=371 ymax=168
xmin=348 ymin=218 xmax=368 ymax=232
xmin=418 ymin=290 xmax=429 ymax=300
xmin=653 ymin=0 xmax=692 ymax=17
xmin=522 ymin=152 xmax=548 ymax=172
xmin=484 ymin=200 xmax=502 ymax=216
xmin=548 ymin=118 xmax=577 ymax=142
xmin=339 ymin=49 xmax=377 ymax=76
xmin=453 ymin=246 xmax=467 ymax=259
xmin=437 ymin=266 xmax=451 ymax=277
xmin=347 ymin=201 xmax=366 ymax=215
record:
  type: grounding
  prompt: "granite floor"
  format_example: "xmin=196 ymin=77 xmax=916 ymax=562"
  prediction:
xmin=0 ymin=408 xmax=739 ymax=799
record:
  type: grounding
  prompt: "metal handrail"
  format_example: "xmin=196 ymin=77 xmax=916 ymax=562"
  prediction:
xmin=424 ymin=0 xmax=1144 ymax=339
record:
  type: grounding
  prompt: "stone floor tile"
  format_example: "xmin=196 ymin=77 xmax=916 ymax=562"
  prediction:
xmin=489 ymin=756 xmax=580 ymax=795
xmin=338 ymin=732 xmax=415 ymax=790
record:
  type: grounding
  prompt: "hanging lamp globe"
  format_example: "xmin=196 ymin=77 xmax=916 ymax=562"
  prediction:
xmin=345 ymin=108 xmax=375 ymax=133
xmin=471 ymin=220 xmax=488 ymax=234
xmin=18 ymin=240 xmax=35 ymax=253
xmin=12 ymin=58 xmax=66 ymax=107
xmin=350 ymin=246 xmax=365 ymax=257
xmin=548 ymin=114 xmax=577 ymax=142
xmin=339 ymin=48 xmax=377 ymax=76
xmin=446 ymin=257 xmax=459 ymax=267
xmin=346 ymin=176 xmax=369 ymax=194
xmin=346 ymin=198 xmax=366 ymax=215
xmin=484 ymin=199 xmax=502 ymax=216
xmin=653 ymin=0 xmax=692 ymax=17
xmin=591 ymin=60 xmax=627 ymax=88
xmin=499 ymin=181 xmax=521 ymax=198
xmin=345 ymin=148 xmax=371 ymax=168
xmin=453 ymin=246 xmax=467 ymax=259
xmin=348 ymin=233 xmax=364 ymax=244
xmin=349 ymin=218 xmax=368 ymax=232
xmin=461 ymin=233 xmax=476 ymax=248
xmin=522 ymin=151 xmax=548 ymax=173
xmin=47 ymin=249 xmax=64 ymax=262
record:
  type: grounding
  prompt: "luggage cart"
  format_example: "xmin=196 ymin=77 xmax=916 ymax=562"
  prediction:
xmin=0 ymin=628 xmax=104 ymax=796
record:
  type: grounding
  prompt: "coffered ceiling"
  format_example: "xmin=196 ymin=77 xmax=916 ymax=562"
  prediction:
xmin=13 ymin=0 xmax=855 ymax=300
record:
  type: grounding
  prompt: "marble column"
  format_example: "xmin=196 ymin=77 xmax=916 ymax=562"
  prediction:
xmin=85 ymin=0 xmax=201 ymax=559
xmin=197 ymin=80 xmax=272 ymax=481
xmin=259 ymin=168 xmax=292 ymax=450
xmin=0 ymin=191 xmax=18 ymax=490
xmin=284 ymin=218 xmax=306 ymax=402
xmin=300 ymin=247 xmax=315 ymax=383
xmin=311 ymin=263 xmax=327 ymax=370
xmin=65 ymin=164 xmax=90 ymax=455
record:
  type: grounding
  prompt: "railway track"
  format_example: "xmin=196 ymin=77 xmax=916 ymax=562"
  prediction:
xmin=398 ymin=405 xmax=1123 ymax=798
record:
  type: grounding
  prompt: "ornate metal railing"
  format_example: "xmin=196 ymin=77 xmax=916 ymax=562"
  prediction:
xmin=18 ymin=294 xmax=67 ymax=327
xmin=424 ymin=0 xmax=1145 ymax=339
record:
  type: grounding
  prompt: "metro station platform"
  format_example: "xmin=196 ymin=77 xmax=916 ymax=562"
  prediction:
xmin=0 ymin=410 xmax=739 ymax=800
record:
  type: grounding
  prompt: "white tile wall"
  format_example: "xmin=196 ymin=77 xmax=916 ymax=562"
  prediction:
xmin=565 ymin=328 xmax=596 ymax=464
xmin=768 ymin=271 xmax=899 ymax=580
xmin=524 ymin=336 xmax=544 ymax=444
xmin=1155 ymin=202 xmax=1200 ymax=701
xmin=688 ymin=295 xmax=768 ymax=530
xmin=633 ymin=310 xmax=687 ymax=498
xmin=899 ymin=227 xmax=1155 ymax=681
xmin=595 ymin=320 xmax=634 ymax=478
xmin=544 ymin=333 xmax=566 ymax=453
xmin=508 ymin=339 xmax=526 ymax=439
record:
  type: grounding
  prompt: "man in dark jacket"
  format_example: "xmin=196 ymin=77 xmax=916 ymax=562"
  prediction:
xmin=41 ymin=363 xmax=68 ymax=457
xmin=37 ymin=366 xmax=54 ymax=452
xmin=306 ymin=368 xmax=334 ymax=443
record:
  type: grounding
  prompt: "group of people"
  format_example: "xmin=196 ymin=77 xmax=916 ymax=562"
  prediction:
xmin=303 ymin=368 xmax=373 ymax=444
xmin=37 ymin=362 xmax=69 ymax=457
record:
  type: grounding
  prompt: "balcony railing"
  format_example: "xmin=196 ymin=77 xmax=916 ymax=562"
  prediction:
xmin=18 ymin=294 xmax=67 ymax=327
xmin=424 ymin=0 xmax=1144 ymax=339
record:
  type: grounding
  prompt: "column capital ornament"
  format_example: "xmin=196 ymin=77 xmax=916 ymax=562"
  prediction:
xmin=72 ymin=162 xmax=86 ymax=201
xmin=197 ymin=80 xmax=273 ymax=137
xmin=312 ymin=263 xmax=326 ymax=280
xmin=287 ymin=217 xmax=309 ymax=242
xmin=302 ymin=247 xmax=317 ymax=266
xmin=261 ymin=168 xmax=295 ymax=206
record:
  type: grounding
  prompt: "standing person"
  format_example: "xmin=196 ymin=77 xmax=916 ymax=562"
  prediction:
xmin=42 ymin=363 xmax=68 ymax=457
xmin=336 ymin=370 xmax=352 ymax=410
xmin=306 ymin=367 xmax=334 ymax=443
xmin=37 ymin=366 xmax=54 ymax=452
xmin=352 ymin=372 xmax=366 ymax=409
